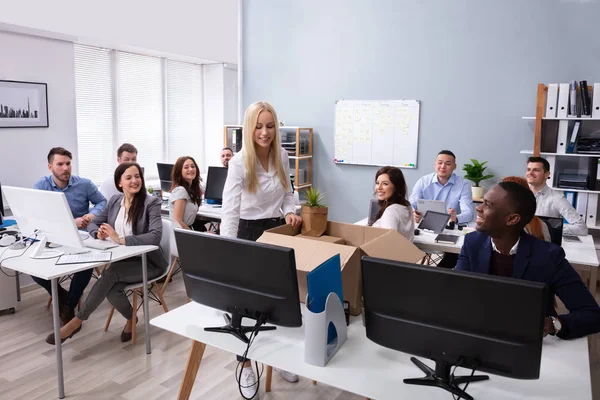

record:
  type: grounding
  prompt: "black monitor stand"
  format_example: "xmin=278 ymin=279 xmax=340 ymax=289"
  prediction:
xmin=205 ymin=312 xmax=276 ymax=343
xmin=404 ymin=357 xmax=489 ymax=400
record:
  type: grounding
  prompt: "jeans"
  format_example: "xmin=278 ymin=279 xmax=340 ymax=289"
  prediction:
xmin=32 ymin=270 xmax=93 ymax=309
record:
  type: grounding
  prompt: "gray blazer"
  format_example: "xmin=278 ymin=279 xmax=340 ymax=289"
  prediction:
xmin=87 ymin=194 xmax=166 ymax=271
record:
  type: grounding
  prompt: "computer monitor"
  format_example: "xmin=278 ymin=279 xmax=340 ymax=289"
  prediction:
xmin=0 ymin=182 xmax=4 ymax=223
xmin=175 ymin=229 xmax=302 ymax=343
xmin=2 ymin=186 xmax=86 ymax=258
xmin=368 ymin=199 xmax=380 ymax=225
xmin=157 ymin=163 xmax=174 ymax=192
xmin=204 ymin=166 xmax=228 ymax=204
xmin=361 ymin=256 xmax=547 ymax=400
xmin=537 ymin=216 xmax=564 ymax=246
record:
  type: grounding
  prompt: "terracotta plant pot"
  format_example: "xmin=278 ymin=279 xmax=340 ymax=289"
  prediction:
xmin=300 ymin=205 xmax=328 ymax=237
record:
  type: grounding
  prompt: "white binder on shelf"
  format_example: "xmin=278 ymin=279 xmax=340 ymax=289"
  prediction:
xmin=576 ymin=193 xmax=589 ymax=219
xmin=545 ymin=83 xmax=559 ymax=118
xmin=556 ymin=121 xmax=569 ymax=154
xmin=557 ymin=83 xmax=570 ymax=118
xmin=593 ymin=83 xmax=600 ymax=118
xmin=586 ymin=193 xmax=598 ymax=228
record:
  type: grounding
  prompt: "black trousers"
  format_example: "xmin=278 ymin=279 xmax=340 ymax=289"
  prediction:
xmin=235 ymin=217 xmax=284 ymax=362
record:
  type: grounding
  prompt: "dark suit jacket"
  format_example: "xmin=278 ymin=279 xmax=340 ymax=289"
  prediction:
xmin=457 ymin=230 xmax=600 ymax=339
xmin=87 ymin=194 xmax=167 ymax=272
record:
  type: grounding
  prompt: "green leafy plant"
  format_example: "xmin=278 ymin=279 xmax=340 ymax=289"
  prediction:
xmin=303 ymin=187 xmax=327 ymax=208
xmin=463 ymin=159 xmax=494 ymax=187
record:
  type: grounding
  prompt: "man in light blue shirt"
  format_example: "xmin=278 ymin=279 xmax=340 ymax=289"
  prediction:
xmin=409 ymin=150 xmax=473 ymax=269
xmin=33 ymin=147 xmax=107 ymax=325
xmin=409 ymin=150 xmax=474 ymax=224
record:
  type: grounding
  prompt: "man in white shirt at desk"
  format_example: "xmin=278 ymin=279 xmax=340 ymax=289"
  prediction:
xmin=99 ymin=143 xmax=138 ymax=201
xmin=221 ymin=147 xmax=233 ymax=168
xmin=526 ymin=156 xmax=588 ymax=236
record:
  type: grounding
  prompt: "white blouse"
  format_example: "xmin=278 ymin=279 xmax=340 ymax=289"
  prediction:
xmin=113 ymin=198 xmax=133 ymax=242
xmin=220 ymin=147 xmax=296 ymax=238
xmin=372 ymin=203 xmax=415 ymax=242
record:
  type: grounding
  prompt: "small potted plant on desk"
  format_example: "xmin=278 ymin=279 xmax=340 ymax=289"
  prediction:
xmin=463 ymin=159 xmax=494 ymax=200
xmin=300 ymin=187 xmax=328 ymax=237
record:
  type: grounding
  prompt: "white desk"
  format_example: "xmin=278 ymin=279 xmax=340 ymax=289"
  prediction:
xmin=1 ymin=243 xmax=157 ymax=399
xmin=354 ymin=218 xmax=599 ymax=297
xmin=151 ymin=302 xmax=592 ymax=400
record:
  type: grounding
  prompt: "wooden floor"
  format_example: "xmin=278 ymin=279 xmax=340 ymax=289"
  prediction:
xmin=0 ymin=273 xmax=599 ymax=400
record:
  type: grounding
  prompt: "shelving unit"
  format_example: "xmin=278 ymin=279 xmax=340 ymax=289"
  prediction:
xmin=523 ymin=83 xmax=600 ymax=230
xmin=223 ymin=125 xmax=314 ymax=192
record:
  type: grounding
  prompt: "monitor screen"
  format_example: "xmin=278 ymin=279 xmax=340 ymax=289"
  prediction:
xmin=0 ymin=182 xmax=4 ymax=219
xmin=537 ymin=216 xmax=564 ymax=246
xmin=205 ymin=166 xmax=228 ymax=202
xmin=361 ymin=256 xmax=547 ymax=397
xmin=175 ymin=229 xmax=302 ymax=331
xmin=157 ymin=163 xmax=174 ymax=192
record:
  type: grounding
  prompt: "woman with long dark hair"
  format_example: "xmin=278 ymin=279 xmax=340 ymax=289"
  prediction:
xmin=169 ymin=156 xmax=204 ymax=231
xmin=46 ymin=162 xmax=166 ymax=344
xmin=369 ymin=166 xmax=415 ymax=241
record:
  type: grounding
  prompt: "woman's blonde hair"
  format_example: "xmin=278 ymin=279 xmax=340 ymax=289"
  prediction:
xmin=243 ymin=101 xmax=290 ymax=193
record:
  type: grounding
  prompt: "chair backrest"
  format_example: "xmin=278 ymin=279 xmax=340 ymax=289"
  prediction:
xmin=537 ymin=216 xmax=564 ymax=246
xmin=168 ymin=218 xmax=182 ymax=258
xmin=160 ymin=219 xmax=172 ymax=265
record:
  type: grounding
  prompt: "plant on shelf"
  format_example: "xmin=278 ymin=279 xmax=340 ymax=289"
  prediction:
xmin=300 ymin=187 xmax=328 ymax=237
xmin=463 ymin=159 xmax=494 ymax=199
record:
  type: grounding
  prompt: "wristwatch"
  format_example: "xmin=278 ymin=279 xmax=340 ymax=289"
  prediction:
xmin=550 ymin=316 xmax=562 ymax=335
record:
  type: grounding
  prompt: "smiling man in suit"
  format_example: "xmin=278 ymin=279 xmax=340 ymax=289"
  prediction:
xmin=456 ymin=181 xmax=600 ymax=339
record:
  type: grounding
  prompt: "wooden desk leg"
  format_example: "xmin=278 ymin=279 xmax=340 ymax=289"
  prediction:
xmin=590 ymin=267 xmax=598 ymax=300
xmin=265 ymin=365 xmax=273 ymax=392
xmin=178 ymin=340 xmax=206 ymax=400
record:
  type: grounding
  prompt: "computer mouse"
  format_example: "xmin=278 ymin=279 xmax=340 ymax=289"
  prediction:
xmin=0 ymin=235 xmax=17 ymax=247
xmin=414 ymin=229 xmax=420 ymax=236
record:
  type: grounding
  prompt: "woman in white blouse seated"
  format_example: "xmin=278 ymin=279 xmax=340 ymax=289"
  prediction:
xmin=369 ymin=166 xmax=415 ymax=242
xmin=45 ymin=162 xmax=166 ymax=344
xmin=169 ymin=156 xmax=205 ymax=231
xmin=221 ymin=101 xmax=302 ymax=397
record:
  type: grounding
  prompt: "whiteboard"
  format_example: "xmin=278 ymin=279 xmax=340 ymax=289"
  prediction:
xmin=334 ymin=100 xmax=420 ymax=168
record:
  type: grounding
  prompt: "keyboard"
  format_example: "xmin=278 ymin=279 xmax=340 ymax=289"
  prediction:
xmin=85 ymin=239 xmax=119 ymax=250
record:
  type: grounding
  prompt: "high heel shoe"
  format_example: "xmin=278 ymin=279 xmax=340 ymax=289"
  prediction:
xmin=120 ymin=316 xmax=137 ymax=342
xmin=45 ymin=325 xmax=81 ymax=345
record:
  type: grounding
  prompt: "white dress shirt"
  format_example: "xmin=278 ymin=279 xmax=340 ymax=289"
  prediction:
xmin=534 ymin=185 xmax=588 ymax=236
xmin=491 ymin=238 xmax=520 ymax=255
xmin=220 ymin=147 xmax=296 ymax=238
xmin=99 ymin=175 xmax=121 ymax=202
xmin=113 ymin=197 xmax=133 ymax=241
xmin=372 ymin=203 xmax=415 ymax=242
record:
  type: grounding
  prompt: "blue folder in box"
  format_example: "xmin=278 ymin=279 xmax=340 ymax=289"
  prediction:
xmin=307 ymin=253 xmax=344 ymax=344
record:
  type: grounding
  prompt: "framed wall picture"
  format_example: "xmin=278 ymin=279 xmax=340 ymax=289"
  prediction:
xmin=0 ymin=80 xmax=49 ymax=128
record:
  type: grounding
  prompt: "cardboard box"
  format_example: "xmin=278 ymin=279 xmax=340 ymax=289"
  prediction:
xmin=295 ymin=234 xmax=346 ymax=245
xmin=258 ymin=221 xmax=425 ymax=315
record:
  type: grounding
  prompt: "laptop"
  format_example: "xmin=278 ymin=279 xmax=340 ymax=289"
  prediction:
xmin=368 ymin=199 xmax=381 ymax=225
xmin=416 ymin=199 xmax=446 ymax=216
xmin=418 ymin=210 xmax=451 ymax=234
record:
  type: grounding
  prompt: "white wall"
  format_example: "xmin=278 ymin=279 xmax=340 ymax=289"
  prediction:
xmin=0 ymin=31 xmax=78 ymax=189
xmin=0 ymin=0 xmax=238 ymax=64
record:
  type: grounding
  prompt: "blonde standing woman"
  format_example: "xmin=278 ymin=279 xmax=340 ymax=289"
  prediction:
xmin=221 ymin=101 xmax=302 ymax=398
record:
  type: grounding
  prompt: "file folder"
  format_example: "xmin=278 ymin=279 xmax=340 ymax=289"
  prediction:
xmin=307 ymin=254 xmax=343 ymax=343
xmin=546 ymin=84 xmax=558 ymax=118
xmin=557 ymin=83 xmax=570 ymax=118
xmin=593 ymin=83 xmax=600 ymax=119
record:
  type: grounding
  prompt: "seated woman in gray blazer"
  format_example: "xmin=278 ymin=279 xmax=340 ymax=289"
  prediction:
xmin=46 ymin=162 xmax=166 ymax=344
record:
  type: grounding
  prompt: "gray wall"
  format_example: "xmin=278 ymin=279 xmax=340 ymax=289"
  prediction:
xmin=243 ymin=0 xmax=600 ymax=223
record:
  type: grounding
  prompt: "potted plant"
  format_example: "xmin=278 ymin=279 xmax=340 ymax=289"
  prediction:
xmin=300 ymin=187 xmax=328 ymax=237
xmin=463 ymin=159 xmax=494 ymax=199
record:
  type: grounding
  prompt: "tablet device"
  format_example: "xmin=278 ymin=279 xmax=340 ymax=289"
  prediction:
xmin=417 ymin=199 xmax=446 ymax=216
xmin=418 ymin=211 xmax=451 ymax=234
